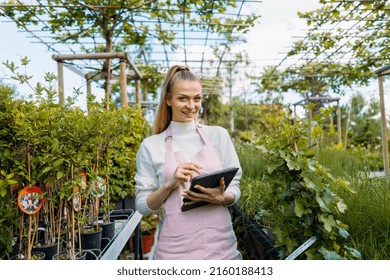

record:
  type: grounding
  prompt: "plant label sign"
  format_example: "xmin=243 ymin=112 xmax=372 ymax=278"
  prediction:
xmin=17 ymin=186 xmax=44 ymax=214
xmin=285 ymin=236 xmax=317 ymax=260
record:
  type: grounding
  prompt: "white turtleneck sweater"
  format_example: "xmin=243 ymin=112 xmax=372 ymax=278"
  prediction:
xmin=135 ymin=121 xmax=242 ymax=216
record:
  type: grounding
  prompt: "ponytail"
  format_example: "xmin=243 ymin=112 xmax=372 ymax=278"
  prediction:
xmin=153 ymin=65 xmax=201 ymax=134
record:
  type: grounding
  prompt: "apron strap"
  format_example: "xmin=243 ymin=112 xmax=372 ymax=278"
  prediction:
xmin=195 ymin=123 xmax=211 ymax=146
xmin=165 ymin=125 xmax=175 ymax=164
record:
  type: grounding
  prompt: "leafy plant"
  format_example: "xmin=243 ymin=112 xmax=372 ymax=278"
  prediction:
xmin=140 ymin=214 xmax=158 ymax=235
xmin=1 ymin=57 xmax=149 ymax=258
xmin=247 ymin=110 xmax=361 ymax=259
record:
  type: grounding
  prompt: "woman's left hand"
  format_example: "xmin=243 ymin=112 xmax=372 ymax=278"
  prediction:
xmin=182 ymin=177 xmax=233 ymax=205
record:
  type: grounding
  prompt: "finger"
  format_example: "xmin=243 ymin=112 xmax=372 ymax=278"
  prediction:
xmin=182 ymin=189 xmax=201 ymax=201
xmin=193 ymin=184 xmax=208 ymax=193
xmin=179 ymin=162 xmax=203 ymax=172
xmin=220 ymin=177 xmax=225 ymax=188
xmin=177 ymin=165 xmax=203 ymax=181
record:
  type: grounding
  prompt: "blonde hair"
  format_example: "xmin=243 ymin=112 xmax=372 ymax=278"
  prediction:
xmin=153 ymin=65 xmax=201 ymax=134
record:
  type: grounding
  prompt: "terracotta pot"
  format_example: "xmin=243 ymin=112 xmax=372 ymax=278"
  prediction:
xmin=142 ymin=230 xmax=156 ymax=254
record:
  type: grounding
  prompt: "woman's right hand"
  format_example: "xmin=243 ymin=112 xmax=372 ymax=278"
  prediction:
xmin=147 ymin=162 xmax=202 ymax=211
xmin=165 ymin=162 xmax=202 ymax=191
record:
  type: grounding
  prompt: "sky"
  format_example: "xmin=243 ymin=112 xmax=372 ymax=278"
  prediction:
xmin=0 ymin=0 xmax=384 ymax=115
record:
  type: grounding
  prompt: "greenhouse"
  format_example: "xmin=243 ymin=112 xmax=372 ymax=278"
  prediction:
xmin=0 ymin=0 xmax=389 ymax=268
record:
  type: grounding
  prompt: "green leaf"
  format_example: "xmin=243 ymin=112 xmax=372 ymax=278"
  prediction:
xmin=336 ymin=178 xmax=356 ymax=193
xmin=337 ymin=226 xmax=350 ymax=239
xmin=53 ymin=158 xmax=64 ymax=168
xmin=8 ymin=179 xmax=18 ymax=185
xmin=319 ymin=213 xmax=336 ymax=232
xmin=285 ymin=237 xmax=298 ymax=253
xmin=318 ymin=247 xmax=342 ymax=260
xmin=294 ymin=197 xmax=312 ymax=217
xmin=304 ymin=178 xmax=317 ymax=191
xmin=315 ymin=195 xmax=330 ymax=212
xmin=42 ymin=166 xmax=52 ymax=174
xmin=285 ymin=156 xmax=302 ymax=170
xmin=0 ymin=187 xmax=6 ymax=197
xmin=56 ymin=171 xmax=64 ymax=180
xmin=336 ymin=199 xmax=348 ymax=213
xmin=345 ymin=247 xmax=362 ymax=259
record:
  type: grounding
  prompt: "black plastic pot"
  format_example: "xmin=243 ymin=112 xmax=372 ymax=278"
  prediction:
xmin=52 ymin=249 xmax=86 ymax=260
xmin=80 ymin=227 xmax=103 ymax=259
xmin=100 ymin=221 xmax=115 ymax=251
xmin=33 ymin=241 xmax=63 ymax=260
xmin=230 ymin=204 xmax=279 ymax=260
xmin=10 ymin=251 xmax=46 ymax=260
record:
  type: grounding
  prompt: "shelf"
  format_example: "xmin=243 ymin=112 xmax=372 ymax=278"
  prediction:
xmin=94 ymin=209 xmax=143 ymax=260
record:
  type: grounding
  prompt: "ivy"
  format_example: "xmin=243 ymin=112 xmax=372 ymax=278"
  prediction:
xmin=251 ymin=112 xmax=361 ymax=260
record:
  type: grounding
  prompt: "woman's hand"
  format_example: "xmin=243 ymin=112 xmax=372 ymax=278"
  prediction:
xmin=182 ymin=177 xmax=235 ymax=206
xmin=147 ymin=162 xmax=203 ymax=210
xmin=165 ymin=162 xmax=203 ymax=191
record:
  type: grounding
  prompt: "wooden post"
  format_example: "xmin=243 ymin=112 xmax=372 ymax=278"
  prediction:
xmin=135 ymin=79 xmax=141 ymax=108
xmin=51 ymin=52 xmax=143 ymax=109
xmin=120 ymin=59 xmax=128 ymax=109
xmin=86 ymin=75 xmax=92 ymax=95
xmin=337 ymin=100 xmax=342 ymax=144
xmin=86 ymin=74 xmax=92 ymax=112
xmin=105 ymin=58 xmax=111 ymax=111
xmin=344 ymin=96 xmax=353 ymax=149
xmin=378 ymin=75 xmax=389 ymax=175
xmin=293 ymin=104 xmax=297 ymax=125
xmin=57 ymin=62 xmax=64 ymax=105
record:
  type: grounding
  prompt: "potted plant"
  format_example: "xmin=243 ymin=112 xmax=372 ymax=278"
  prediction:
xmin=0 ymin=86 xmax=21 ymax=259
xmin=2 ymin=59 xmax=149 ymax=259
xmin=140 ymin=214 xmax=158 ymax=254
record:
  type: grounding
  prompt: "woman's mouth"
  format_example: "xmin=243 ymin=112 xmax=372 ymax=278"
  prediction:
xmin=183 ymin=111 xmax=196 ymax=116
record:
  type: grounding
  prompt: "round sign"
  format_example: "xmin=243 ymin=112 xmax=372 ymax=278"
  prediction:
xmin=90 ymin=176 xmax=106 ymax=198
xmin=78 ymin=172 xmax=87 ymax=191
xmin=18 ymin=186 xmax=44 ymax=215
xmin=72 ymin=185 xmax=82 ymax=212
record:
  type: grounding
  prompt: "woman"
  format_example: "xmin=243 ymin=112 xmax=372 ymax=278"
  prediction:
xmin=135 ymin=65 xmax=242 ymax=260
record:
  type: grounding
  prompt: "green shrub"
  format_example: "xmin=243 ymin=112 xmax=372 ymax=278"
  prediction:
xmin=237 ymin=111 xmax=361 ymax=260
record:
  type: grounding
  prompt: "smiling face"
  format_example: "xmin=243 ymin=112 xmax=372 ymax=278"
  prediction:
xmin=167 ymin=79 xmax=202 ymax=123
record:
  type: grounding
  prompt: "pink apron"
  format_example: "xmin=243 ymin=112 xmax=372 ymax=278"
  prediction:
xmin=154 ymin=123 xmax=239 ymax=260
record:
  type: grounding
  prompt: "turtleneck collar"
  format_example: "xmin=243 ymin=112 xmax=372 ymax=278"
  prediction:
xmin=170 ymin=121 xmax=197 ymax=133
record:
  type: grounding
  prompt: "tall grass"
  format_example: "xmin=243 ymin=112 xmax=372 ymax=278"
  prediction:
xmin=339 ymin=177 xmax=390 ymax=259
xmin=236 ymin=144 xmax=271 ymax=210
xmin=237 ymin=143 xmax=390 ymax=259
xmin=315 ymin=147 xmax=390 ymax=260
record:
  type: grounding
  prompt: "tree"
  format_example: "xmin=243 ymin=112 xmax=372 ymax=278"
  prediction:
xmin=255 ymin=0 xmax=389 ymax=107
xmin=344 ymin=93 xmax=381 ymax=149
xmin=0 ymin=0 xmax=259 ymax=99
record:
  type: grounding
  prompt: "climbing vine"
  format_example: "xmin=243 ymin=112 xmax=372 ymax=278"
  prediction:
xmin=252 ymin=109 xmax=361 ymax=259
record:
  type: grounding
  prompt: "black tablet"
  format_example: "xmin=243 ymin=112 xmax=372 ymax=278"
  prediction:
xmin=181 ymin=167 xmax=239 ymax=212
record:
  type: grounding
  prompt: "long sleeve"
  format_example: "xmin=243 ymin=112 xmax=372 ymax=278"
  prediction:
xmin=210 ymin=126 xmax=242 ymax=205
xmin=135 ymin=122 xmax=202 ymax=215
xmin=134 ymin=139 xmax=159 ymax=216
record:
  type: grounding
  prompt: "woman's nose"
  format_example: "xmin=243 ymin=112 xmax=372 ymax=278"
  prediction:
xmin=186 ymin=100 xmax=195 ymax=109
